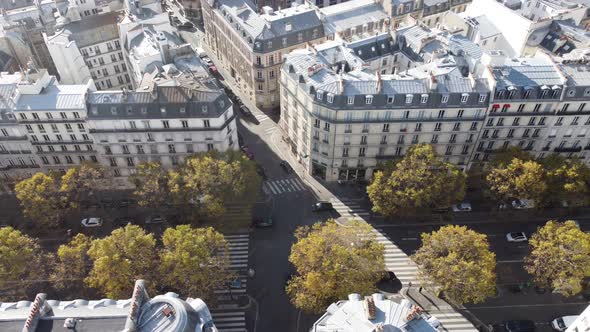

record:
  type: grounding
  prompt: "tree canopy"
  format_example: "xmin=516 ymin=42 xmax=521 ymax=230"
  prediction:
xmin=86 ymin=224 xmax=158 ymax=298
xmin=168 ymin=150 xmax=261 ymax=218
xmin=59 ymin=163 xmax=110 ymax=209
xmin=0 ymin=227 xmax=46 ymax=297
xmin=15 ymin=173 xmax=64 ymax=226
xmin=159 ymin=225 xmax=233 ymax=302
xmin=525 ymin=220 xmax=590 ymax=296
xmin=51 ymin=234 xmax=93 ymax=297
xmin=367 ymin=144 xmax=466 ymax=216
xmin=130 ymin=162 xmax=170 ymax=208
xmin=541 ymin=155 xmax=590 ymax=207
xmin=486 ymin=158 xmax=547 ymax=204
xmin=286 ymin=220 xmax=384 ymax=313
xmin=412 ymin=225 xmax=496 ymax=304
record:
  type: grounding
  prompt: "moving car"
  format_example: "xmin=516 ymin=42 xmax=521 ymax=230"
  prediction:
xmin=551 ymin=316 xmax=578 ymax=332
xmin=504 ymin=320 xmax=535 ymax=332
xmin=252 ymin=217 xmax=273 ymax=228
xmin=506 ymin=232 xmax=528 ymax=242
xmin=312 ymin=201 xmax=333 ymax=212
xmin=512 ymin=199 xmax=534 ymax=209
xmin=81 ymin=218 xmax=103 ymax=228
xmin=170 ymin=16 xmax=181 ymax=26
xmin=145 ymin=215 xmax=165 ymax=224
xmin=452 ymin=202 xmax=472 ymax=212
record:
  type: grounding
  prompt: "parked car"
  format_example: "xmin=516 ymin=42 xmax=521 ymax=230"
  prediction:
xmin=279 ymin=160 xmax=292 ymax=173
xmin=239 ymin=105 xmax=252 ymax=117
xmin=81 ymin=217 xmax=103 ymax=228
xmin=252 ymin=217 xmax=273 ymax=228
xmin=512 ymin=199 xmax=534 ymax=209
xmin=312 ymin=201 xmax=333 ymax=212
xmin=504 ymin=320 xmax=535 ymax=332
xmin=114 ymin=217 xmax=134 ymax=226
xmin=506 ymin=232 xmax=528 ymax=242
xmin=202 ymin=57 xmax=213 ymax=65
xmin=178 ymin=21 xmax=195 ymax=30
xmin=551 ymin=316 xmax=579 ymax=332
xmin=380 ymin=271 xmax=397 ymax=283
xmin=452 ymin=202 xmax=472 ymax=212
xmin=145 ymin=215 xmax=165 ymax=224
xmin=170 ymin=16 xmax=181 ymax=26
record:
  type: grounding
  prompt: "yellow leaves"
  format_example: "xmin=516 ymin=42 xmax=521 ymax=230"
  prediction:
xmin=525 ymin=220 xmax=590 ymax=296
xmin=287 ymin=220 xmax=385 ymax=313
xmin=367 ymin=144 xmax=465 ymax=216
xmin=413 ymin=225 xmax=496 ymax=304
xmin=487 ymin=158 xmax=546 ymax=203
xmin=0 ymin=227 xmax=43 ymax=293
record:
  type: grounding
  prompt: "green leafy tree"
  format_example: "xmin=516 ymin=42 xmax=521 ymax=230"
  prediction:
xmin=487 ymin=158 xmax=547 ymax=204
xmin=0 ymin=227 xmax=46 ymax=297
xmin=130 ymin=162 xmax=169 ymax=208
xmin=525 ymin=220 xmax=590 ymax=296
xmin=59 ymin=162 xmax=110 ymax=209
xmin=168 ymin=150 xmax=261 ymax=218
xmin=51 ymin=234 xmax=93 ymax=297
xmin=86 ymin=224 xmax=157 ymax=298
xmin=159 ymin=225 xmax=233 ymax=301
xmin=541 ymin=155 xmax=590 ymax=207
xmin=367 ymin=144 xmax=466 ymax=216
xmin=286 ymin=220 xmax=384 ymax=313
xmin=412 ymin=225 xmax=496 ymax=304
xmin=15 ymin=173 xmax=64 ymax=226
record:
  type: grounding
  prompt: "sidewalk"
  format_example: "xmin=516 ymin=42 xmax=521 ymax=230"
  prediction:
xmin=402 ymin=287 xmax=482 ymax=332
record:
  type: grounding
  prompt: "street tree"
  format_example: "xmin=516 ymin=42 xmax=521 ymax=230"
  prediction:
xmin=286 ymin=220 xmax=384 ymax=313
xmin=159 ymin=225 xmax=233 ymax=301
xmin=367 ymin=144 xmax=466 ymax=216
xmin=486 ymin=158 xmax=547 ymax=204
xmin=488 ymin=146 xmax=534 ymax=169
xmin=15 ymin=172 xmax=64 ymax=226
xmin=541 ymin=155 xmax=590 ymax=207
xmin=60 ymin=163 xmax=110 ymax=209
xmin=168 ymin=150 xmax=261 ymax=218
xmin=51 ymin=234 xmax=93 ymax=297
xmin=0 ymin=227 xmax=46 ymax=297
xmin=525 ymin=220 xmax=590 ymax=296
xmin=412 ymin=225 xmax=496 ymax=304
xmin=130 ymin=162 xmax=170 ymax=208
xmin=86 ymin=224 xmax=158 ymax=298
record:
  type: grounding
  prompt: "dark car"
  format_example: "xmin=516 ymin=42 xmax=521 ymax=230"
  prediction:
xmin=252 ymin=217 xmax=273 ymax=228
xmin=239 ymin=105 xmax=252 ymax=117
xmin=504 ymin=320 xmax=535 ymax=332
xmin=312 ymin=201 xmax=333 ymax=212
xmin=145 ymin=215 xmax=165 ymax=224
xmin=178 ymin=21 xmax=195 ymax=30
xmin=118 ymin=199 xmax=133 ymax=208
xmin=279 ymin=160 xmax=292 ymax=173
xmin=380 ymin=271 xmax=397 ymax=283
xmin=171 ymin=16 xmax=181 ymax=26
xmin=114 ymin=217 xmax=134 ymax=226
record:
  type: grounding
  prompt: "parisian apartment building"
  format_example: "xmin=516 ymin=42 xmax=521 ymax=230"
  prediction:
xmin=201 ymin=0 xmax=325 ymax=111
xmin=0 ymin=63 xmax=237 ymax=189
xmin=280 ymin=33 xmax=590 ymax=182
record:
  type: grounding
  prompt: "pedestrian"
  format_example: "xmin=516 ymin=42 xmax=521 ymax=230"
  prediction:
xmin=419 ymin=286 xmax=423 ymax=293
xmin=408 ymin=281 xmax=412 ymax=289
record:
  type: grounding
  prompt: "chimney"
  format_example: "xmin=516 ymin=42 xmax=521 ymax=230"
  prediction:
xmin=338 ymin=74 xmax=344 ymax=94
xmin=376 ymin=72 xmax=382 ymax=93
xmin=429 ymin=72 xmax=438 ymax=91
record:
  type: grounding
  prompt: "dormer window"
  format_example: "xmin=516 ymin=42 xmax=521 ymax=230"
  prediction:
xmin=479 ymin=94 xmax=486 ymax=103
xmin=327 ymin=93 xmax=334 ymax=103
xmin=111 ymin=107 xmax=117 ymax=115
xmin=461 ymin=93 xmax=469 ymax=103
xmin=317 ymin=90 xmax=323 ymax=100
xmin=420 ymin=94 xmax=428 ymax=103
xmin=180 ymin=107 xmax=186 ymax=113
xmin=405 ymin=94 xmax=413 ymax=104
xmin=347 ymin=96 xmax=354 ymax=105
xmin=202 ymin=105 xmax=208 ymax=113
xmin=141 ymin=107 xmax=147 ymax=114
xmin=267 ymin=41 xmax=272 ymax=49
xmin=365 ymin=95 xmax=373 ymax=104
xmin=387 ymin=96 xmax=394 ymax=103
xmin=524 ymin=89 xmax=531 ymax=99
xmin=161 ymin=107 xmax=166 ymax=114
xmin=441 ymin=94 xmax=449 ymax=103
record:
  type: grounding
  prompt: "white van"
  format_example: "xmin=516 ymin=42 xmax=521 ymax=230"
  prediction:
xmin=551 ymin=316 xmax=579 ymax=331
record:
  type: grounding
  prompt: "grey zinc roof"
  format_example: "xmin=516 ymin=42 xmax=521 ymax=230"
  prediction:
xmin=448 ymin=35 xmax=483 ymax=60
xmin=348 ymin=33 xmax=398 ymax=62
xmin=321 ymin=0 xmax=389 ymax=35
xmin=215 ymin=0 xmax=324 ymax=53
xmin=471 ymin=15 xmax=501 ymax=39
xmin=492 ymin=58 xmax=565 ymax=88
xmin=0 ymin=85 xmax=16 ymax=110
xmin=15 ymin=84 xmax=89 ymax=111
xmin=560 ymin=64 xmax=590 ymax=86
xmin=55 ymin=12 xmax=121 ymax=48
xmin=87 ymin=86 xmax=230 ymax=119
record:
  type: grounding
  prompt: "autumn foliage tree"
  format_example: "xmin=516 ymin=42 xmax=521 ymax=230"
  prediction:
xmin=86 ymin=224 xmax=158 ymax=298
xmin=486 ymin=158 xmax=547 ymax=204
xmin=286 ymin=220 xmax=384 ymax=313
xmin=412 ymin=225 xmax=497 ymax=304
xmin=159 ymin=225 xmax=233 ymax=302
xmin=15 ymin=173 xmax=64 ymax=226
xmin=51 ymin=234 xmax=93 ymax=297
xmin=59 ymin=162 xmax=110 ymax=209
xmin=525 ymin=220 xmax=590 ymax=296
xmin=367 ymin=144 xmax=466 ymax=216
xmin=130 ymin=162 xmax=170 ymax=209
xmin=541 ymin=155 xmax=590 ymax=207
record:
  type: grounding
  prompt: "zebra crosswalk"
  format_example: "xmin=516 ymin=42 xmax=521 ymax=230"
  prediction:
xmin=372 ymin=228 xmax=420 ymax=288
xmin=330 ymin=198 xmax=371 ymax=220
xmin=262 ymin=177 xmax=307 ymax=196
xmin=211 ymin=233 xmax=249 ymax=332
xmin=254 ymin=114 xmax=270 ymax=123
xmin=211 ymin=309 xmax=247 ymax=332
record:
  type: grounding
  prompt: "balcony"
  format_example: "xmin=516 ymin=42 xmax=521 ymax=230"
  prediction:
xmin=554 ymin=146 xmax=582 ymax=153
xmin=0 ymin=135 xmax=27 ymax=141
xmin=375 ymin=154 xmax=397 ymax=160
xmin=32 ymin=140 xmax=93 ymax=145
